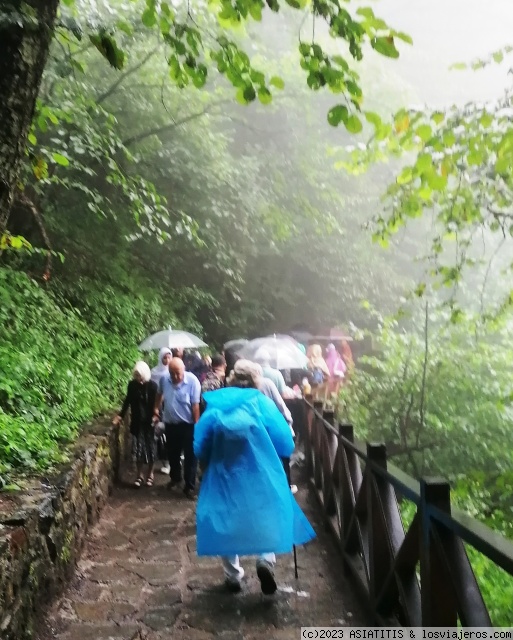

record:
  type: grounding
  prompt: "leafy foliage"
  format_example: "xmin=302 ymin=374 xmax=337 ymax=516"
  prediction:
xmin=333 ymin=49 xmax=513 ymax=316
xmin=339 ymin=305 xmax=513 ymax=623
xmin=339 ymin=307 xmax=513 ymax=479
xmin=0 ymin=267 xmax=176 ymax=486
xmin=56 ymin=0 xmax=409 ymax=131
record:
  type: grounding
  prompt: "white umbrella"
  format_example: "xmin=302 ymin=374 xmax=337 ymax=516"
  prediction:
xmin=138 ymin=328 xmax=207 ymax=351
xmin=223 ymin=338 xmax=249 ymax=352
xmin=238 ymin=336 xmax=308 ymax=370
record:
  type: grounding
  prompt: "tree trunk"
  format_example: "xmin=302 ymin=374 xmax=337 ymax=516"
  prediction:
xmin=0 ymin=0 xmax=59 ymax=233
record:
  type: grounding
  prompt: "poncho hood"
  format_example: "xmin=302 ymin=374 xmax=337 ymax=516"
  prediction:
xmin=202 ymin=386 xmax=260 ymax=409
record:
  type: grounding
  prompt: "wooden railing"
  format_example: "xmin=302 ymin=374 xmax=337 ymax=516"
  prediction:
xmin=302 ymin=399 xmax=513 ymax=626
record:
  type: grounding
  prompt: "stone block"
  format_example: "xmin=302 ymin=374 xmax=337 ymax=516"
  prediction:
xmin=117 ymin=561 xmax=180 ymax=586
xmin=0 ymin=417 xmax=124 ymax=640
xmin=142 ymin=604 xmax=181 ymax=631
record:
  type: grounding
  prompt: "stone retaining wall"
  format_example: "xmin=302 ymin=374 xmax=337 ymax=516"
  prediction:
xmin=0 ymin=416 xmax=125 ymax=639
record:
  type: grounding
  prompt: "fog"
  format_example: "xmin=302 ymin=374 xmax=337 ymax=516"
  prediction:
xmin=370 ymin=0 xmax=513 ymax=106
xmin=30 ymin=0 xmax=513 ymax=340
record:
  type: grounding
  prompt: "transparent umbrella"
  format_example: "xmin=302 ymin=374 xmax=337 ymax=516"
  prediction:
xmin=138 ymin=327 xmax=207 ymax=351
xmin=223 ymin=338 xmax=249 ymax=352
xmin=238 ymin=336 xmax=308 ymax=370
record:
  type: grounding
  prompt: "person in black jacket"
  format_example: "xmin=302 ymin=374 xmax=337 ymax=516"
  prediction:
xmin=113 ymin=361 xmax=158 ymax=487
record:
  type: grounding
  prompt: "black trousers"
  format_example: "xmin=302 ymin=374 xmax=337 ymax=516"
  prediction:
xmin=165 ymin=422 xmax=197 ymax=490
xmin=282 ymin=457 xmax=291 ymax=486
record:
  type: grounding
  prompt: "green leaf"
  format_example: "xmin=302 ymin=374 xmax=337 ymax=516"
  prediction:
xmin=467 ymin=150 xmax=484 ymax=166
xmin=371 ymin=36 xmax=399 ymax=59
xmin=298 ymin=43 xmax=310 ymax=56
xmin=269 ymin=76 xmax=285 ymax=90
xmin=416 ymin=124 xmax=433 ymax=143
xmin=89 ymin=33 xmax=125 ymax=70
xmin=332 ymin=55 xmax=349 ymax=71
xmin=249 ymin=1 xmax=263 ymax=21
xmin=28 ymin=133 xmax=37 ymax=146
xmin=52 ymin=153 xmax=70 ymax=167
xmin=116 ymin=20 xmax=133 ymax=36
xmin=495 ymin=155 xmax=512 ymax=175
xmin=327 ymin=105 xmax=349 ymax=127
xmin=365 ymin=111 xmax=382 ymax=129
xmin=356 ymin=7 xmax=375 ymax=19
xmin=346 ymin=80 xmax=362 ymax=98
xmin=414 ymin=283 xmax=426 ymax=297
xmin=257 ymin=87 xmax=272 ymax=104
xmin=415 ymin=153 xmax=433 ymax=174
xmin=142 ymin=8 xmax=157 ymax=27
xmin=243 ymin=85 xmax=256 ymax=102
xmin=479 ymin=113 xmax=493 ymax=128
xmin=425 ymin=171 xmax=447 ymax=191
xmin=431 ymin=111 xmax=445 ymax=125
xmin=395 ymin=31 xmax=413 ymax=45
xmin=397 ymin=166 xmax=413 ymax=185
xmin=344 ymin=114 xmax=363 ymax=134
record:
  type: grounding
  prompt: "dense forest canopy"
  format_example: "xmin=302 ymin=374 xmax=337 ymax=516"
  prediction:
xmin=1 ymin=0 xmax=513 ymax=622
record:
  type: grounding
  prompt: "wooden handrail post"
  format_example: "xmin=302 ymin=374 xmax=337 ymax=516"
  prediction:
xmin=367 ymin=443 xmax=388 ymax=614
xmin=313 ymin=400 xmax=324 ymax=414
xmin=311 ymin=401 xmax=324 ymax=488
xmin=338 ymin=423 xmax=354 ymax=442
xmin=420 ymin=478 xmax=457 ymax=625
xmin=303 ymin=398 xmax=313 ymax=479
xmin=323 ymin=409 xmax=335 ymax=426
xmin=367 ymin=442 xmax=387 ymax=470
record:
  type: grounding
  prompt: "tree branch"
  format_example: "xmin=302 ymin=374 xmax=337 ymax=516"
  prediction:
xmin=387 ymin=439 xmax=445 ymax=458
xmin=122 ymin=99 xmax=231 ymax=147
xmin=96 ymin=47 xmax=160 ymax=105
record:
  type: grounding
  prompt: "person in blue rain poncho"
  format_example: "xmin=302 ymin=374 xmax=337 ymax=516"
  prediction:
xmin=194 ymin=360 xmax=316 ymax=594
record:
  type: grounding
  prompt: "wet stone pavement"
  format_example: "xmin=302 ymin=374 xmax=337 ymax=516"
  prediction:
xmin=36 ymin=466 xmax=369 ymax=640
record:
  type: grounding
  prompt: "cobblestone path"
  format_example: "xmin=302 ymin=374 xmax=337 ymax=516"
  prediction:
xmin=37 ymin=467 xmax=369 ymax=640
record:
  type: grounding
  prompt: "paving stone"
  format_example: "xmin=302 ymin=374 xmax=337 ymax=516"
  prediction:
xmin=142 ymin=605 xmax=181 ymax=631
xmin=36 ymin=469 xmax=371 ymax=640
xmin=132 ymin=526 xmax=182 ymax=545
xmin=118 ymin=561 xmax=180 ymax=586
xmin=183 ymin=523 xmax=197 ymax=537
xmin=144 ymin=586 xmax=182 ymax=608
xmin=173 ymin=627 xmax=214 ymax=640
xmin=187 ymin=566 xmax=224 ymax=591
xmin=104 ymin=584 xmax=147 ymax=603
xmin=73 ymin=601 xmax=136 ymax=623
xmin=244 ymin=631 xmax=302 ymax=640
xmin=182 ymin=598 xmax=243 ymax=635
xmin=103 ymin=530 xmax=131 ymax=548
xmin=136 ymin=544 xmax=181 ymax=563
xmin=88 ymin=564 xmax=135 ymax=583
xmin=67 ymin=579 xmax=108 ymax=601
xmin=59 ymin=623 xmax=141 ymax=640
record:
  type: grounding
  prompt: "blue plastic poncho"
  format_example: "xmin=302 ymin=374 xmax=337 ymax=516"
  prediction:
xmin=194 ymin=387 xmax=316 ymax=557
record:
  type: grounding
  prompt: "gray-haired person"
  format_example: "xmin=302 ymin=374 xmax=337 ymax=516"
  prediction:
xmin=228 ymin=360 xmax=297 ymax=494
xmin=113 ymin=361 xmax=158 ymax=488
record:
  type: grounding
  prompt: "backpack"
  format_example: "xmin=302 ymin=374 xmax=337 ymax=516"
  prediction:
xmin=312 ymin=367 xmax=324 ymax=384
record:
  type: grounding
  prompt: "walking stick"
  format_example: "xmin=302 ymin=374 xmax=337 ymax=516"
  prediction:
xmin=293 ymin=544 xmax=299 ymax=579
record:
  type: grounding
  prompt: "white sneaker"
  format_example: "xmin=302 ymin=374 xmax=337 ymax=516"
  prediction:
xmin=160 ymin=464 xmax=170 ymax=474
xmin=290 ymin=484 xmax=298 ymax=495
